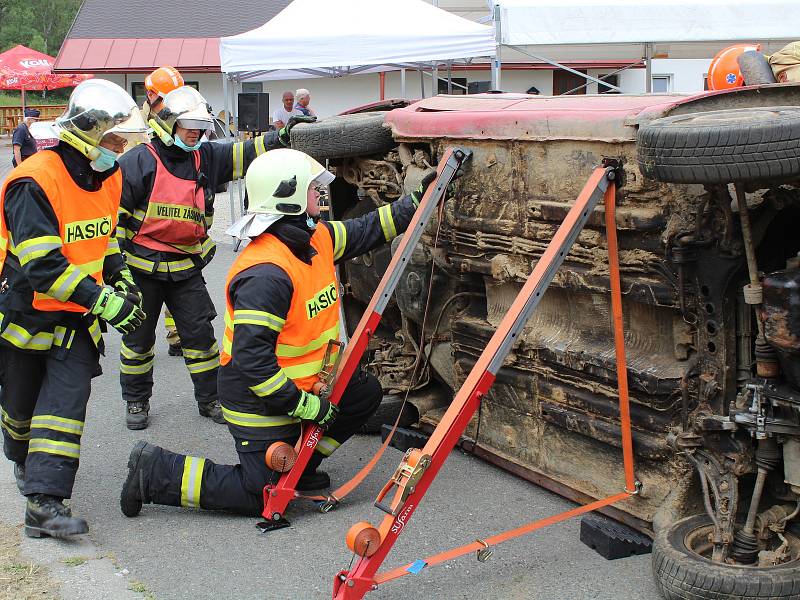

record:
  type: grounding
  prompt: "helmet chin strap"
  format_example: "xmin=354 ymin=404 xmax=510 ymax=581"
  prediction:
xmin=148 ymin=118 xmax=174 ymax=146
xmin=58 ymin=129 xmax=101 ymax=161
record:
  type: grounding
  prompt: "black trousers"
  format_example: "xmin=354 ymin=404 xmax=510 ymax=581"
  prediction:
xmin=0 ymin=328 xmax=98 ymax=498
xmin=120 ymin=270 xmax=218 ymax=406
xmin=144 ymin=370 xmax=382 ymax=517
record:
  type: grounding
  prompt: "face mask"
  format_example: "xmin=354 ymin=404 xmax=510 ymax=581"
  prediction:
xmin=90 ymin=145 xmax=118 ymax=172
xmin=174 ymin=134 xmax=203 ymax=152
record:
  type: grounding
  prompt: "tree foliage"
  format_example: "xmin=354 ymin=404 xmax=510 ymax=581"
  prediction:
xmin=0 ymin=0 xmax=82 ymax=56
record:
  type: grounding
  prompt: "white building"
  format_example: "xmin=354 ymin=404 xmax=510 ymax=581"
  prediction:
xmin=53 ymin=0 xmax=789 ymax=121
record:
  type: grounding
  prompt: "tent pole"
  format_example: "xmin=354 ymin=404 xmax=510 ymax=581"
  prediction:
xmin=401 ymin=68 xmax=406 ymax=98
xmin=432 ymin=62 xmax=438 ymax=96
xmin=419 ymin=68 xmax=425 ymax=99
xmin=645 ymin=43 xmax=653 ymax=93
xmin=447 ymin=60 xmax=452 ymax=94
xmin=492 ymin=3 xmax=502 ymax=90
xmin=509 ymin=45 xmax=623 ymax=93
xmin=379 ymin=72 xmax=385 ymax=100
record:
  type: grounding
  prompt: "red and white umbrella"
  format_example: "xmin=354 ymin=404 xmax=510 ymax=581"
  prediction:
xmin=0 ymin=45 xmax=92 ymax=114
xmin=0 ymin=45 xmax=91 ymax=90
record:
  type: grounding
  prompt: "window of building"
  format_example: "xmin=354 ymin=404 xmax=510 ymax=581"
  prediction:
xmin=437 ymin=77 xmax=467 ymax=95
xmin=597 ymin=74 xmax=620 ymax=94
xmin=651 ymin=75 xmax=673 ymax=93
xmin=467 ymin=80 xmax=492 ymax=94
xmin=132 ymin=80 xmax=200 ymax=108
xmin=242 ymin=82 xmax=263 ymax=94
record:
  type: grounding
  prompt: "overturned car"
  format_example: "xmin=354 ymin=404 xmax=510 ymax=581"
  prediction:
xmin=290 ymin=84 xmax=800 ymax=599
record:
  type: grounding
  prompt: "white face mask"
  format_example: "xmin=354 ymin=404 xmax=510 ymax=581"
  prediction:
xmin=90 ymin=145 xmax=118 ymax=172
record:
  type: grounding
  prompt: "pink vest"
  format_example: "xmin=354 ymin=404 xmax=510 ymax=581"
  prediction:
xmin=132 ymin=144 xmax=206 ymax=254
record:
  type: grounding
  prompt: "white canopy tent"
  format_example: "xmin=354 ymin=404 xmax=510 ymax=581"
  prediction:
xmin=220 ymin=0 xmax=495 ymax=82
xmin=218 ymin=0 xmax=494 ymax=248
xmin=491 ymin=0 xmax=800 ymax=91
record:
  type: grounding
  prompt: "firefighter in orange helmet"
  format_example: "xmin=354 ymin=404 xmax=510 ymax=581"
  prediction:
xmin=142 ymin=66 xmax=184 ymax=121
xmin=142 ymin=66 xmax=186 ymax=357
xmin=707 ymin=43 xmax=762 ymax=91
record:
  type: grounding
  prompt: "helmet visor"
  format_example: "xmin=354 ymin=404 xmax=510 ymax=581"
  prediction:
xmin=104 ymin=108 xmax=150 ymax=147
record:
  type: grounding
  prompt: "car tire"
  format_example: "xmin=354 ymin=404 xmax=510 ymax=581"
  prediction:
xmin=360 ymin=394 xmax=418 ymax=434
xmin=651 ymin=514 xmax=800 ymax=600
xmin=289 ymin=112 xmax=396 ymax=161
xmin=636 ymin=107 xmax=800 ymax=184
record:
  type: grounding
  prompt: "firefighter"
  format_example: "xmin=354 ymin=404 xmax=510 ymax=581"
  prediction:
xmin=116 ymin=86 xmax=311 ymax=430
xmin=0 ymin=79 xmax=148 ymax=537
xmin=119 ymin=149 xmax=436 ymax=518
xmin=142 ymin=66 xmax=185 ymax=357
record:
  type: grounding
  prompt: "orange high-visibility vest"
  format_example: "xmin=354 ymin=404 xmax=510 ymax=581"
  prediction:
xmin=0 ymin=150 xmax=122 ymax=312
xmin=131 ymin=144 xmax=206 ymax=254
xmin=220 ymin=225 xmax=340 ymax=392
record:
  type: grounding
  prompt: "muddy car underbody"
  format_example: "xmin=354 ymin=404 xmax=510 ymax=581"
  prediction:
xmin=292 ymin=84 xmax=800 ymax=597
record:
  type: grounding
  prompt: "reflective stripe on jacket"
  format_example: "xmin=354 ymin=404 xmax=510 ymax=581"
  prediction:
xmin=220 ymin=225 xmax=340 ymax=393
xmin=0 ymin=150 xmax=121 ymax=313
xmin=131 ymin=144 xmax=206 ymax=255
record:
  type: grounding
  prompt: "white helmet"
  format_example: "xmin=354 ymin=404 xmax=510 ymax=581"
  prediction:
xmin=227 ymin=149 xmax=334 ymax=239
xmin=149 ymin=86 xmax=213 ymax=146
xmin=56 ymin=79 xmax=148 ymax=157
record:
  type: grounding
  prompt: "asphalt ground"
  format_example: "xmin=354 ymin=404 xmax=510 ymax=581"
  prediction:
xmin=0 ymin=140 xmax=662 ymax=600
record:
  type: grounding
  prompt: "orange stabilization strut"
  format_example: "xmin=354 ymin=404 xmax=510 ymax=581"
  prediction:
xmin=333 ymin=161 xmax=638 ymax=599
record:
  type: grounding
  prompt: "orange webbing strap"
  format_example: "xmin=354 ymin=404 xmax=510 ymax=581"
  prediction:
xmin=604 ymin=183 xmax=637 ymax=492
xmin=375 ymin=491 xmax=632 ymax=584
xmin=298 ymin=398 xmax=411 ymax=503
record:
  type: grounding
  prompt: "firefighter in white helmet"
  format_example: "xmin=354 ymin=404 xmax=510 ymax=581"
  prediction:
xmin=0 ymin=79 xmax=148 ymax=537
xmin=120 ymin=148 xmax=438 ymax=517
xmin=115 ymin=87 xmax=313 ymax=431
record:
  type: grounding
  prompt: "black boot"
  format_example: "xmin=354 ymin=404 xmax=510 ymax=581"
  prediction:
xmin=13 ymin=462 xmax=24 ymax=495
xmin=126 ymin=401 xmax=150 ymax=430
xmin=120 ymin=441 xmax=159 ymax=517
xmin=198 ymin=400 xmax=225 ymax=424
xmin=25 ymin=494 xmax=88 ymax=538
xmin=297 ymin=453 xmax=330 ymax=491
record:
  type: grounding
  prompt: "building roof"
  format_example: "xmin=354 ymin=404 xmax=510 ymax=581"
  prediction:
xmin=65 ymin=0 xmax=290 ymax=38
xmin=54 ymin=0 xmax=291 ymax=73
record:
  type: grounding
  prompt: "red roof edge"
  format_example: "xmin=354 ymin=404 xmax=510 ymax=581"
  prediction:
xmin=54 ymin=38 xmax=221 ymax=73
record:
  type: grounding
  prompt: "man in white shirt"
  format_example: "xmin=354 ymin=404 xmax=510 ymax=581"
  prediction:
xmin=272 ymin=91 xmax=301 ymax=130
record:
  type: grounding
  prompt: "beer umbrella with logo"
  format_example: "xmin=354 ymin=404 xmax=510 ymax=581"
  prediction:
xmin=0 ymin=44 xmax=92 ymax=113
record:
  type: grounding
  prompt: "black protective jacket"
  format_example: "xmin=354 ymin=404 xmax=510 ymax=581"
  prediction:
xmin=117 ymin=133 xmax=281 ymax=281
xmin=0 ymin=143 xmax=124 ymax=354
xmin=218 ymin=195 xmax=418 ymax=441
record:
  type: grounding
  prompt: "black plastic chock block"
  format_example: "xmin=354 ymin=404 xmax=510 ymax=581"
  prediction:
xmin=579 ymin=512 xmax=652 ymax=560
xmin=381 ymin=424 xmax=430 ymax=453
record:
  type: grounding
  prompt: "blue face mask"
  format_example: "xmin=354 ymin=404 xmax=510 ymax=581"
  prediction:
xmin=90 ymin=145 xmax=118 ymax=172
xmin=174 ymin=134 xmax=203 ymax=152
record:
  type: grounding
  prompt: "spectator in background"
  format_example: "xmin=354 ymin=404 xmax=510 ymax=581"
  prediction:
xmin=294 ymin=88 xmax=316 ymax=117
xmin=273 ymin=91 xmax=300 ymax=130
xmin=12 ymin=108 xmax=40 ymax=166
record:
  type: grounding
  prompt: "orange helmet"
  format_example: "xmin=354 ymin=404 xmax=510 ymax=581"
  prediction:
xmin=708 ymin=43 xmax=761 ymax=90
xmin=144 ymin=66 xmax=184 ymax=98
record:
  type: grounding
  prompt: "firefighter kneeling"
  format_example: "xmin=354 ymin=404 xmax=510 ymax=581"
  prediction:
xmin=120 ymin=149 xmax=433 ymax=517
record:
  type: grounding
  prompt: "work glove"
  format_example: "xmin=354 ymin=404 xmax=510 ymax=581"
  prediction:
xmin=411 ymin=170 xmax=438 ymax=207
xmin=91 ymin=286 xmax=146 ymax=334
xmin=111 ymin=269 xmax=143 ymax=308
xmin=278 ymin=115 xmax=317 ymax=147
xmin=289 ymin=390 xmax=339 ymax=430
